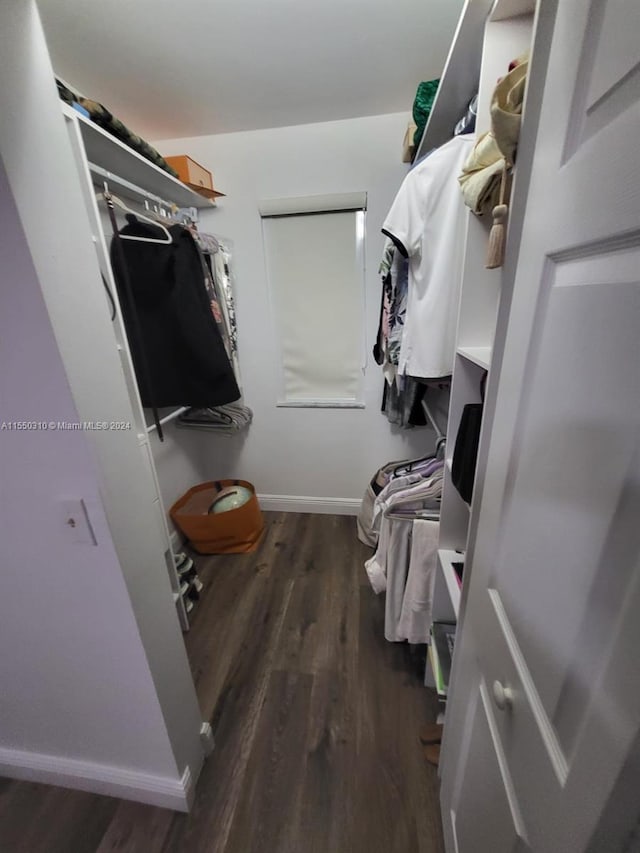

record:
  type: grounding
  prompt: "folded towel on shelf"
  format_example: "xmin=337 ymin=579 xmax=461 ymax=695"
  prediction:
xmin=176 ymin=403 xmax=253 ymax=433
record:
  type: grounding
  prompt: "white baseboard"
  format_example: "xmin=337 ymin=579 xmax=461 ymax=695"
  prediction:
xmin=257 ymin=494 xmax=361 ymax=515
xmin=0 ymin=746 xmax=193 ymax=811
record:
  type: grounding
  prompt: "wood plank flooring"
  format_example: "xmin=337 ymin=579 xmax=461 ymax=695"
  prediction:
xmin=0 ymin=513 xmax=444 ymax=853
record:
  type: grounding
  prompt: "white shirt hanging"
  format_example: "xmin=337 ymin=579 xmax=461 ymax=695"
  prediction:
xmin=382 ymin=134 xmax=474 ymax=378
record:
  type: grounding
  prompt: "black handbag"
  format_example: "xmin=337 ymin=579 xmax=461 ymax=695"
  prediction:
xmin=451 ymin=373 xmax=487 ymax=504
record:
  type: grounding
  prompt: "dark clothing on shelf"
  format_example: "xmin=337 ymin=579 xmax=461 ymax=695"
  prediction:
xmin=111 ymin=217 xmax=240 ymax=408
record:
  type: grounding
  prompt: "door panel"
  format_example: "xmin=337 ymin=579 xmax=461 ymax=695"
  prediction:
xmin=564 ymin=0 xmax=640 ymax=163
xmin=442 ymin=0 xmax=640 ymax=850
xmin=491 ymin=248 xmax=640 ymax=722
xmin=586 ymin=0 xmax=640 ymax=108
xmin=452 ymin=681 xmax=528 ymax=853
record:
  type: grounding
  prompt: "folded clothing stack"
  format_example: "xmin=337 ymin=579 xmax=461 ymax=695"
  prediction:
xmin=55 ymin=78 xmax=180 ymax=178
xmin=174 ymin=552 xmax=204 ymax=615
xmin=176 ymin=403 xmax=253 ymax=433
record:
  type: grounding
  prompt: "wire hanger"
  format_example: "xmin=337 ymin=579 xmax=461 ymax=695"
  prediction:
xmin=392 ymin=450 xmax=440 ymax=478
xmin=102 ymin=185 xmax=172 ymax=244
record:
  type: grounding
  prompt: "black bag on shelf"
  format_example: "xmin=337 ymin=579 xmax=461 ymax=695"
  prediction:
xmin=451 ymin=402 xmax=483 ymax=504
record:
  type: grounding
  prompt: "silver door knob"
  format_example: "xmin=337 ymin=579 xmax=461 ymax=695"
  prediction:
xmin=492 ymin=680 xmax=514 ymax=710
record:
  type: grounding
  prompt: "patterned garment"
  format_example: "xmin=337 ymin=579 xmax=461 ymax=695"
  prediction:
xmin=196 ymin=247 xmax=233 ymax=366
xmin=373 ymin=239 xmax=395 ymax=365
xmin=191 ymin=234 xmax=242 ymax=388
xmin=374 ymin=240 xmax=409 ymax=372
xmin=214 ymin=247 xmax=239 ymax=362
xmin=375 ymin=239 xmax=424 ymax=429
xmin=387 ymin=252 xmax=409 ymax=367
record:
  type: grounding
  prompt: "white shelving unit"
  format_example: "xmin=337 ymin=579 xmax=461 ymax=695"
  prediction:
xmin=457 ymin=345 xmax=492 ymax=370
xmin=61 ymin=103 xmax=217 ymax=631
xmin=61 ymin=103 xmax=215 ymax=210
xmin=438 ymin=549 xmax=463 ymax=620
xmin=421 ymin=0 xmax=537 ymax=696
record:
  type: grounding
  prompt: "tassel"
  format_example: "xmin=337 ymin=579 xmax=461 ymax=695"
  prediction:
xmin=486 ymin=161 xmax=509 ymax=269
xmin=486 ymin=203 xmax=508 ymax=269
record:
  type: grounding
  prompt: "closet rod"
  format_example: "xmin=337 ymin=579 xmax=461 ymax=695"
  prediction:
xmin=386 ymin=510 xmax=440 ymax=521
xmin=89 ymin=162 xmax=177 ymax=213
xmin=421 ymin=399 xmax=444 ymax=441
xmin=146 ymin=406 xmax=189 ymax=434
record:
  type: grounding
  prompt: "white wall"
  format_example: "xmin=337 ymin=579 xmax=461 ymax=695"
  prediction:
xmin=0 ymin=157 xmax=179 ymax=780
xmin=0 ymin=0 xmax=204 ymax=808
xmin=158 ymin=113 xmax=437 ymax=504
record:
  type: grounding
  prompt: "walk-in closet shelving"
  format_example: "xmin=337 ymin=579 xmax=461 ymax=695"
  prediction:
xmin=434 ymin=549 xmax=461 ymax=622
xmin=62 ymin=102 xmax=215 ymax=630
xmin=62 ymin=103 xmax=216 ymax=211
xmin=420 ymin=0 xmax=536 ymax=697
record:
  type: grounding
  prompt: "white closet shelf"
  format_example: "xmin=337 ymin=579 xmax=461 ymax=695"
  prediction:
xmin=61 ymin=103 xmax=215 ymax=210
xmin=439 ymin=549 xmax=463 ymax=618
xmin=457 ymin=345 xmax=492 ymax=370
xmin=490 ymin=0 xmax=536 ymax=22
xmin=415 ymin=0 xmax=495 ymax=159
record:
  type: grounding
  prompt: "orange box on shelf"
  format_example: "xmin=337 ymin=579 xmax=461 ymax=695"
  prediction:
xmin=164 ymin=154 xmax=225 ymax=199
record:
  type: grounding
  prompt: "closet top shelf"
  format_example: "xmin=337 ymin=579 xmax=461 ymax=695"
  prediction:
xmin=415 ymin=0 xmax=536 ymax=160
xmin=491 ymin=0 xmax=536 ymax=22
xmin=415 ymin=0 xmax=493 ymax=160
xmin=61 ymin=103 xmax=215 ymax=210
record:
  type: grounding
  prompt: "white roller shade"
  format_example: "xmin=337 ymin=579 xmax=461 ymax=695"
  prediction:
xmin=261 ymin=207 xmax=365 ymax=406
xmin=259 ymin=191 xmax=367 ymax=218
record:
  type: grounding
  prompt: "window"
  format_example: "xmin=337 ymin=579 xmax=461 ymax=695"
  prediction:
xmin=260 ymin=192 xmax=367 ymax=407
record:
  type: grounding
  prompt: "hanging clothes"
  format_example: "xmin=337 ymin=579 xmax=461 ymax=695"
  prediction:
xmin=365 ymin=515 xmax=440 ymax=644
xmin=374 ymin=240 xmax=433 ymax=429
xmin=189 ymin=229 xmax=242 ymax=387
xmin=111 ymin=216 xmax=240 ymax=408
xmin=373 ymin=239 xmax=409 ymax=385
xmin=212 ymin=244 xmax=241 ymax=385
xmin=363 ymin=457 xmax=443 ymax=603
xmin=357 ymin=455 xmax=444 ymax=546
xmin=198 ymin=251 xmax=233 ymax=366
xmin=382 ymin=134 xmax=474 ymax=378
xmin=392 ymin=519 xmax=439 ymax=644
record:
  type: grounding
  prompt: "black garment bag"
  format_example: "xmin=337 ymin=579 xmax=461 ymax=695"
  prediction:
xmin=451 ymin=372 xmax=487 ymax=504
xmin=110 ymin=216 xmax=240 ymax=413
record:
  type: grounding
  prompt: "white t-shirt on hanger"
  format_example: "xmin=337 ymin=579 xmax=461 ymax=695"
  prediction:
xmin=382 ymin=134 xmax=474 ymax=379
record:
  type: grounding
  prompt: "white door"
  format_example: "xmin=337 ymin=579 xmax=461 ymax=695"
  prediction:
xmin=441 ymin=1 xmax=640 ymax=851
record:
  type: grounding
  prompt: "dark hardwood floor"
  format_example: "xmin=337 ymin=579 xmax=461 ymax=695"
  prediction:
xmin=0 ymin=513 xmax=444 ymax=852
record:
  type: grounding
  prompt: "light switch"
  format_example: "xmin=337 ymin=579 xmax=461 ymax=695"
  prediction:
xmin=60 ymin=498 xmax=98 ymax=546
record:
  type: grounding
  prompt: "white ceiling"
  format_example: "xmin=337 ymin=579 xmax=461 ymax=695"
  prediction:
xmin=37 ymin=0 xmax=463 ymax=141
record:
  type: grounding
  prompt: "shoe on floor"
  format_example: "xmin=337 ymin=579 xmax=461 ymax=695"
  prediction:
xmin=424 ymin=743 xmax=441 ymax=767
xmin=175 ymin=553 xmax=195 ymax=575
xmin=419 ymin=722 xmax=443 ymax=745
